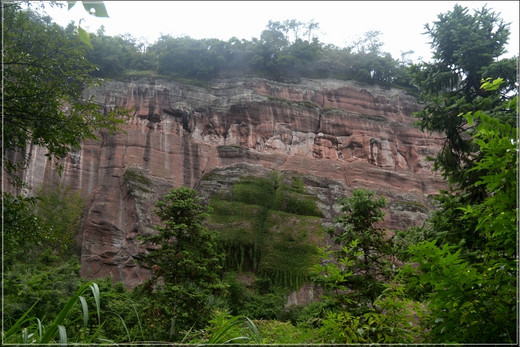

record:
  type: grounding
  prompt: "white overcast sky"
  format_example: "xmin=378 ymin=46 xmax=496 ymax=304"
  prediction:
xmin=39 ymin=1 xmax=519 ymax=62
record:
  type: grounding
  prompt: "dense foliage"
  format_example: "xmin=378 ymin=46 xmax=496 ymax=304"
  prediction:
xmin=326 ymin=189 xmax=394 ymax=305
xmin=138 ymin=187 xmax=225 ymax=340
xmin=66 ymin=16 xmax=415 ymax=88
xmin=410 ymin=4 xmax=516 ymax=187
xmin=403 ymin=4 xmax=518 ymax=343
xmin=2 ymin=3 xmax=127 ymax=185
xmin=401 ymin=79 xmax=518 ymax=343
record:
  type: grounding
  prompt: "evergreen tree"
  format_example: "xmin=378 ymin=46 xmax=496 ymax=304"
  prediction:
xmin=410 ymin=4 xmax=515 ymax=185
xmin=139 ymin=187 xmax=225 ymax=340
xmin=402 ymin=79 xmax=517 ymax=343
xmin=401 ymin=7 xmax=517 ymax=343
xmin=315 ymin=189 xmax=394 ymax=309
xmin=409 ymin=4 xmax=517 ymax=251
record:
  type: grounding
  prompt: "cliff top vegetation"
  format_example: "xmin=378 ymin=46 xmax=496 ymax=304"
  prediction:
xmin=79 ymin=17 xmax=415 ymax=89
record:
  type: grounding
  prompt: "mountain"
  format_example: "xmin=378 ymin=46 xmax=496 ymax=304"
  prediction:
xmin=15 ymin=77 xmax=445 ymax=288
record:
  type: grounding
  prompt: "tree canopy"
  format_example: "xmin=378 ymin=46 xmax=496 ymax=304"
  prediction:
xmin=2 ymin=3 xmax=127 ymax=185
xmin=401 ymin=4 xmax=518 ymax=342
xmin=410 ymin=4 xmax=516 ymax=184
xmin=409 ymin=4 xmax=518 ymax=252
xmin=43 ymin=15 xmax=415 ymax=89
xmin=402 ymin=79 xmax=517 ymax=342
xmin=315 ymin=189 xmax=394 ymax=307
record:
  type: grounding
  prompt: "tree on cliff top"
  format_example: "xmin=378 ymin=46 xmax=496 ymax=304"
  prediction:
xmin=2 ymin=4 xmax=127 ymax=186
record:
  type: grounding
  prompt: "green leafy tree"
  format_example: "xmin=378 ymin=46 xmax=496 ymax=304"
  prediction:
xmin=2 ymin=194 xmax=48 ymax=267
xmin=410 ymin=5 xmax=517 ymax=253
xmin=403 ymin=5 xmax=517 ymax=341
xmin=34 ymin=183 xmax=85 ymax=256
xmin=349 ymin=30 xmax=384 ymax=55
xmin=3 ymin=183 xmax=86 ymax=332
xmin=85 ymin=27 xmax=130 ymax=78
xmin=139 ymin=187 xmax=225 ymax=340
xmin=2 ymin=9 xmax=128 ymax=328
xmin=401 ymin=79 xmax=517 ymax=343
xmin=331 ymin=189 xmax=394 ymax=305
xmin=2 ymin=4 xmax=126 ymax=185
xmin=153 ymin=36 xmax=224 ymax=80
xmin=315 ymin=282 xmax=425 ymax=344
xmin=410 ymin=4 xmax=515 ymax=185
xmin=313 ymin=189 xmax=394 ymax=309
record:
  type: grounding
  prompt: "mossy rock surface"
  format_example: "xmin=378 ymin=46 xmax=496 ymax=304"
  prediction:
xmin=208 ymin=173 xmax=324 ymax=289
xmin=209 ymin=199 xmax=260 ymax=244
xmin=391 ymin=200 xmax=428 ymax=214
xmin=123 ymin=167 xmax=152 ymax=193
xmin=258 ymin=211 xmax=323 ymax=288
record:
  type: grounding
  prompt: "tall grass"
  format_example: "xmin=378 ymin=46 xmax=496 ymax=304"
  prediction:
xmin=206 ymin=315 xmax=260 ymax=344
xmin=3 ymin=282 xmax=102 ymax=345
xmin=189 ymin=309 xmax=261 ymax=344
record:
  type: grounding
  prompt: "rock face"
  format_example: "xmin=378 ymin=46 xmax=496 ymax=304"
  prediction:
xmin=16 ymin=77 xmax=445 ymax=288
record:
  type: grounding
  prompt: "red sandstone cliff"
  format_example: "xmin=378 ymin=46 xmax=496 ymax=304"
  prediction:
xmin=15 ymin=77 xmax=445 ymax=287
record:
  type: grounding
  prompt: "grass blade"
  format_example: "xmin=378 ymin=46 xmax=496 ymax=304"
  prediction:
xmin=40 ymin=281 xmax=93 ymax=343
xmin=108 ymin=311 xmax=131 ymax=342
xmin=207 ymin=315 xmax=246 ymax=344
xmin=97 ymin=338 xmax=118 ymax=344
xmin=84 ymin=319 xmax=107 ymax=344
xmin=90 ymin=283 xmax=101 ymax=325
xmin=58 ymin=325 xmax=67 ymax=345
xmin=130 ymin=301 xmax=145 ymax=340
xmin=223 ymin=336 xmax=250 ymax=344
xmin=79 ymin=295 xmax=89 ymax=335
xmin=22 ymin=327 xmax=29 ymax=344
xmin=244 ymin=316 xmax=261 ymax=343
xmin=180 ymin=324 xmax=195 ymax=343
xmin=3 ymin=299 xmax=40 ymax=340
xmin=36 ymin=318 xmax=43 ymax=340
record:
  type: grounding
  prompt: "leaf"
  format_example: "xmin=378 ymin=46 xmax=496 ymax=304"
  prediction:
xmin=40 ymin=282 xmax=92 ymax=343
xmin=67 ymin=1 xmax=77 ymax=10
xmin=77 ymin=26 xmax=93 ymax=49
xmin=82 ymin=1 xmax=109 ymax=17
xmin=22 ymin=327 xmax=29 ymax=344
xmin=36 ymin=318 xmax=43 ymax=340
xmin=90 ymin=282 xmax=101 ymax=325
xmin=58 ymin=325 xmax=67 ymax=345
xmin=463 ymin=111 xmax=474 ymax=126
xmin=79 ymin=296 xmax=89 ymax=334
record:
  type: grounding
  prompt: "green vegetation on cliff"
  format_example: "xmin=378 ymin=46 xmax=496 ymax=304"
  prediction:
xmin=82 ymin=18 xmax=415 ymax=89
xmin=209 ymin=173 xmax=323 ymax=289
